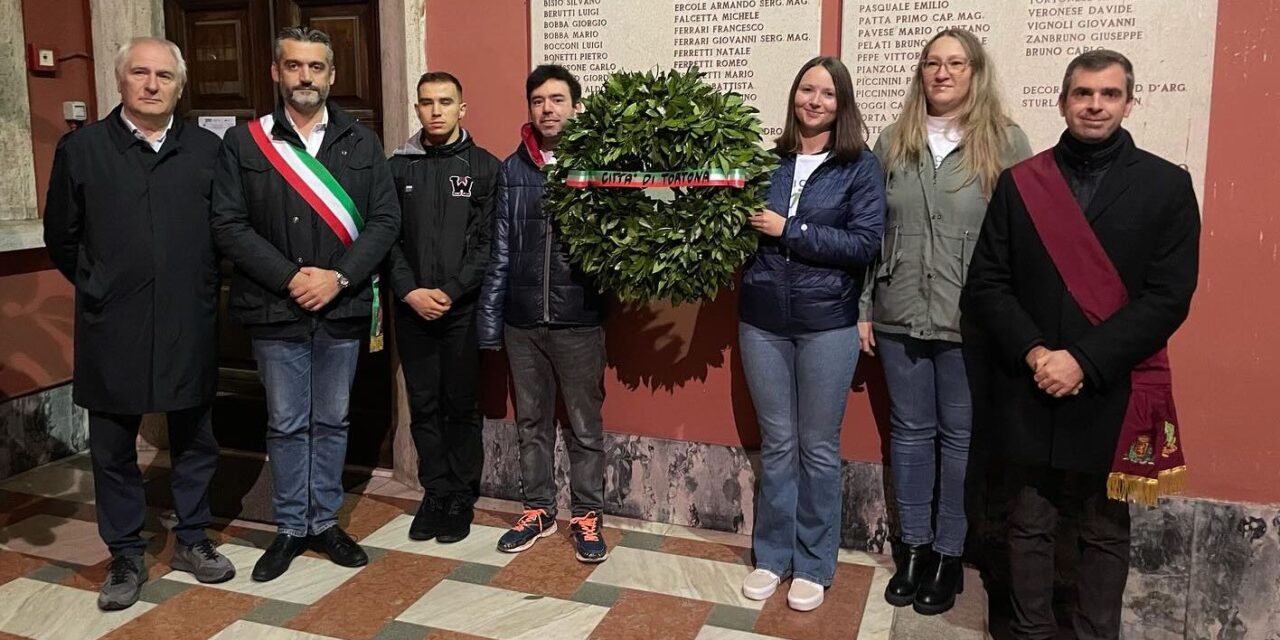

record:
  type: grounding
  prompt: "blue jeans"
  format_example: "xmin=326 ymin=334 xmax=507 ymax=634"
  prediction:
xmin=876 ymin=332 xmax=972 ymax=557
xmin=739 ymin=322 xmax=859 ymax=586
xmin=252 ymin=335 xmax=360 ymax=537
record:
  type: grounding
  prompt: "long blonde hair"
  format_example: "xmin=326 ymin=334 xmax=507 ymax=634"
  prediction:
xmin=883 ymin=29 xmax=1012 ymax=198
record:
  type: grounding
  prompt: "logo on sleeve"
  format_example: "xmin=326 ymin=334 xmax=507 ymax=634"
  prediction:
xmin=449 ymin=175 xmax=474 ymax=198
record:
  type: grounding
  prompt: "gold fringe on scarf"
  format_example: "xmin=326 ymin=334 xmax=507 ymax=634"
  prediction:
xmin=1106 ymin=466 xmax=1187 ymax=507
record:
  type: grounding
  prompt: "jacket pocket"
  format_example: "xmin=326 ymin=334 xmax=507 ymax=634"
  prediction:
xmin=872 ymin=221 xmax=923 ymax=328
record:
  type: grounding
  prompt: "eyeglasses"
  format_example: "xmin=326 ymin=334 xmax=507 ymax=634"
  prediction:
xmin=921 ymin=59 xmax=970 ymax=75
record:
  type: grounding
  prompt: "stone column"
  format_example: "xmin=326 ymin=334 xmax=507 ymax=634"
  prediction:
xmin=90 ymin=0 xmax=164 ymax=117
xmin=381 ymin=0 xmax=427 ymax=489
xmin=0 ymin=0 xmax=39 ymax=221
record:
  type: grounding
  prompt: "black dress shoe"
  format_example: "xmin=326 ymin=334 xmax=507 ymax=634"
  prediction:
xmin=914 ymin=552 xmax=964 ymax=616
xmin=252 ymin=534 xmax=309 ymax=582
xmin=436 ymin=496 xmax=474 ymax=544
xmin=885 ymin=542 xmax=934 ymax=607
xmin=409 ymin=496 xmax=445 ymax=541
xmin=310 ymin=526 xmax=369 ymax=567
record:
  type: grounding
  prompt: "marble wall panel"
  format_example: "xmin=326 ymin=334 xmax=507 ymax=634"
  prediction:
xmin=841 ymin=460 xmax=891 ymax=554
xmin=0 ymin=0 xmax=38 ymax=221
xmin=0 ymin=384 xmax=88 ymax=480
xmin=1122 ymin=498 xmax=1196 ymax=639
xmin=1186 ymin=501 xmax=1280 ymax=639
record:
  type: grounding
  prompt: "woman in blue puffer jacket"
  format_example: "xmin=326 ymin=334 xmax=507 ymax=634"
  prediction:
xmin=738 ymin=55 xmax=885 ymax=612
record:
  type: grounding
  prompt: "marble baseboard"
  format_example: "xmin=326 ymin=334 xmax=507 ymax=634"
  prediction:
xmin=0 ymin=384 xmax=88 ymax=481
xmin=477 ymin=420 xmax=1280 ymax=639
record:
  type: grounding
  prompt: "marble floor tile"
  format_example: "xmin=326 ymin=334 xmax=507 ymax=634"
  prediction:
xmin=0 ymin=460 xmax=96 ymax=504
xmin=587 ymin=546 xmax=763 ymax=610
xmin=0 ymin=514 xmax=111 ymax=565
xmin=695 ymin=628 xmax=781 ymax=640
xmin=837 ymin=549 xmax=893 ymax=569
xmin=588 ymin=590 xmax=713 ymax=639
xmin=100 ymin=587 xmax=261 ymax=640
xmin=365 ymin=479 xmax=425 ymax=502
xmin=662 ymin=522 xmax=752 ymax=548
xmin=285 ymin=551 xmax=457 ymax=639
xmin=396 ymin=579 xmax=610 ymax=639
xmin=473 ymin=496 xmax=525 ymax=515
xmin=604 ymin=513 xmax=673 ymax=537
xmin=135 ymin=449 xmax=171 ymax=469
xmin=0 ymin=577 xmax=155 ymax=639
xmin=210 ymin=620 xmax=342 ymax=639
xmin=360 ymin=515 xmax=517 ymax=567
xmin=160 ymin=543 xmax=362 ymax=605
xmin=856 ymin=568 xmax=894 ymax=640
xmin=751 ymin=563 xmax=872 ymax=640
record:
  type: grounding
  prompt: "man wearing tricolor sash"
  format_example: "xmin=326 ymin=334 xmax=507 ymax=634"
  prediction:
xmin=211 ymin=26 xmax=400 ymax=582
xmin=962 ymin=50 xmax=1200 ymax=639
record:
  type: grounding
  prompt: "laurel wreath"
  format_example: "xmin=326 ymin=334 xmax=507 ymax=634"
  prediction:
xmin=544 ymin=68 xmax=776 ymax=304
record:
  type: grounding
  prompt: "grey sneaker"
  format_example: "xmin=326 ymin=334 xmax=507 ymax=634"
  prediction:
xmin=169 ymin=539 xmax=235 ymax=584
xmin=98 ymin=554 xmax=146 ymax=611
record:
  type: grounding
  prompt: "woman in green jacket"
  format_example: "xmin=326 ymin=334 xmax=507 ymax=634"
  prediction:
xmin=858 ymin=28 xmax=1032 ymax=615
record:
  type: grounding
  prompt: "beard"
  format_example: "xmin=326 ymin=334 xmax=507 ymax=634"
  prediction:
xmin=282 ymin=83 xmax=328 ymax=110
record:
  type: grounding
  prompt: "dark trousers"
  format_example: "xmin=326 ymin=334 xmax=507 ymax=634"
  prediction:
xmin=396 ymin=303 xmax=484 ymax=502
xmin=88 ymin=404 xmax=219 ymax=557
xmin=504 ymin=324 xmax=606 ymax=518
xmin=1007 ymin=467 xmax=1131 ymax=640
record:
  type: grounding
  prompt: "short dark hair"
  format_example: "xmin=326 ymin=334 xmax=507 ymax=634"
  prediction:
xmin=776 ymin=56 xmax=867 ymax=162
xmin=417 ymin=71 xmax=463 ymax=97
xmin=275 ymin=25 xmax=333 ymax=66
xmin=1060 ymin=49 xmax=1134 ymax=102
xmin=526 ymin=64 xmax=582 ymax=105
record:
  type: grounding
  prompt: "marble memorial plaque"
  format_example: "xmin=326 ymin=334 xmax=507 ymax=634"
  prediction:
xmin=841 ymin=0 xmax=1218 ymax=197
xmin=531 ymin=0 xmax=824 ymax=140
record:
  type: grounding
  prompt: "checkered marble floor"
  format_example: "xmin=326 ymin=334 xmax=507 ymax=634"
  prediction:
xmin=0 ymin=452 xmax=987 ymax=640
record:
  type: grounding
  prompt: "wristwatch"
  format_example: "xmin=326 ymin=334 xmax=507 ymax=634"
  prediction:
xmin=335 ymin=271 xmax=350 ymax=289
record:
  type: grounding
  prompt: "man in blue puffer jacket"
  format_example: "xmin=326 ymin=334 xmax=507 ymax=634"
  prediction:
xmin=477 ymin=65 xmax=610 ymax=564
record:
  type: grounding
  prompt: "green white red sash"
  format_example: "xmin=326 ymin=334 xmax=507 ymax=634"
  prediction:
xmin=248 ymin=114 xmax=383 ymax=351
xmin=248 ymin=115 xmax=363 ymax=246
xmin=566 ymin=168 xmax=746 ymax=188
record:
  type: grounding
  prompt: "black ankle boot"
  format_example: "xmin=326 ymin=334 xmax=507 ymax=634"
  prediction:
xmin=913 ymin=552 xmax=964 ymax=615
xmin=884 ymin=543 xmax=934 ymax=607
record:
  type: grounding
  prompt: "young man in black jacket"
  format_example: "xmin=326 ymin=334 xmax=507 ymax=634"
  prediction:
xmin=387 ymin=71 xmax=501 ymax=543
xmin=477 ymin=65 xmax=610 ymax=563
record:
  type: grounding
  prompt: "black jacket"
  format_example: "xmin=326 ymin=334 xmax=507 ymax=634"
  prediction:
xmin=477 ymin=124 xmax=606 ymax=347
xmin=211 ymin=103 xmax=400 ymax=337
xmin=961 ymin=129 xmax=1200 ymax=475
xmin=43 ymin=107 xmax=222 ymax=413
xmin=739 ymin=149 xmax=885 ymax=334
xmin=386 ymin=129 xmax=502 ymax=308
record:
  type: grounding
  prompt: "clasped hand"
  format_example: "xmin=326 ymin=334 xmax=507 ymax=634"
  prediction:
xmin=1025 ymin=346 xmax=1084 ymax=398
xmin=748 ymin=209 xmax=786 ymax=237
xmin=289 ymin=267 xmax=343 ymax=312
xmin=404 ymin=288 xmax=452 ymax=321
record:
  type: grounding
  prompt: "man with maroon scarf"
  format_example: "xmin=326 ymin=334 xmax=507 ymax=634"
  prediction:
xmin=962 ymin=50 xmax=1200 ymax=640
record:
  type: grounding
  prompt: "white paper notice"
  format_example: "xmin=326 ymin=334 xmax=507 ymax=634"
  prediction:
xmin=197 ymin=116 xmax=237 ymax=139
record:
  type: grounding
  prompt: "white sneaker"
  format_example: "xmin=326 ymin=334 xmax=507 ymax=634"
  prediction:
xmin=787 ymin=578 xmax=824 ymax=611
xmin=742 ymin=569 xmax=780 ymax=600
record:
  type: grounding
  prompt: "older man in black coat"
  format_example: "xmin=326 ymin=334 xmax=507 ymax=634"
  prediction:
xmin=962 ymin=50 xmax=1200 ymax=639
xmin=44 ymin=37 xmax=234 ymax=611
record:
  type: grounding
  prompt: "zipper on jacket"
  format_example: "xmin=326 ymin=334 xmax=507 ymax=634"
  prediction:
xmin=542 ymin=209 xmax=552 ymax=323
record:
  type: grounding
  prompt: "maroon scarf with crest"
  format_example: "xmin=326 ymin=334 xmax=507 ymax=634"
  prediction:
xmin=1010 ymin=150 xmax=1186 ymax=506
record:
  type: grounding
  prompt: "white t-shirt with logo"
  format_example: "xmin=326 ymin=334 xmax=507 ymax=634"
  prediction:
xmin=788 ymin=152 xmax=828 ymax=218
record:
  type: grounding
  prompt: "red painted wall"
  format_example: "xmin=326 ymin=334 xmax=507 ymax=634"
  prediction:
xmin=0 ymin=264 xmax=74 ymax=400
xmin=429 ymin=0 xmax=1280 ymax=504
xmin=21 ymin=0 xmax=96 ymax=213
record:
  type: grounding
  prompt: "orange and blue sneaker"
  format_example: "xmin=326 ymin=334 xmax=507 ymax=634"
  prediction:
xmin=496 ymin=508 xmax=557 ymax=553
xmin=569 ymin=511 xmax=608 ymax=563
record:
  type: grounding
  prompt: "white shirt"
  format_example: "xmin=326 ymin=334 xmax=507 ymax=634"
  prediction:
xmin=286 ymin=106 xmax=329 ymax=157
xmin=543 ymin=149 xmax=558 ymax=165
xmin=788 ymin=152 xmax=828 ymax=218
xmin=927 ymin=115 xmax=962 ymax=168
xmin=119 ymin=112 xmax=173 ymax=153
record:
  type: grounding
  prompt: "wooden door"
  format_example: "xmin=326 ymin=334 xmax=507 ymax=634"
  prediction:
xmin=275 ymin=0 xmax=383 ymax=139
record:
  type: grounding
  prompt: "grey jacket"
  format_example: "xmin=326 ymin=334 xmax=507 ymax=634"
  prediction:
xmin=860 ymin=122 xmax=1032 ymax=342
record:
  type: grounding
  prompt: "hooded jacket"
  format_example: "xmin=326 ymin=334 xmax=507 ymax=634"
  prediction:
xmin=386 ymin=128 xmax=502 ymax=309
xmin=476 ymin=124 xmax=607 ymax=347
